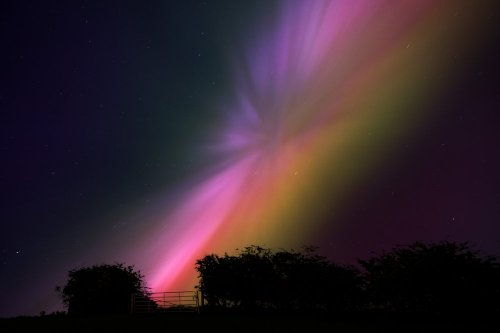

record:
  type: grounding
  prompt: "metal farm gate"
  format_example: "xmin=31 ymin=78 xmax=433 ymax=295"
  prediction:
xmin=131 ymin=291 xmax=199 ymax=313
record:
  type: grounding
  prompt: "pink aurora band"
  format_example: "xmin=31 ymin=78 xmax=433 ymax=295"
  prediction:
xmin=125 ymin=0 xmax=445 ymax=292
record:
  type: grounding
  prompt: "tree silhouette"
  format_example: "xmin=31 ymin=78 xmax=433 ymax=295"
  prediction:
xmin=195 ymin=245 xmax=361 ymax=312
xmin=58 ymin=263 xmax=150 ymax=316
xmin=271 ymin=247 xmax=361 ymax=312
xmin=359 ymin=241 xmax=500 ymax=315
xmin=195 ymin=246 xmax=275 ymax=309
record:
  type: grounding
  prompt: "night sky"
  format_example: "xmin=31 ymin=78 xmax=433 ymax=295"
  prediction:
xmin=1 ymin=0 xmax=500 ymax=317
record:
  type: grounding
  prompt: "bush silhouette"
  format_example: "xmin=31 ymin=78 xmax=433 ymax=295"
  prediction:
xmin=359 ymin=241 xmax=500 ymax=314
xmin=58 ymin=263 xmax=150 ymax=316
xmin=195 ymin=245 xmax=361 ymax=312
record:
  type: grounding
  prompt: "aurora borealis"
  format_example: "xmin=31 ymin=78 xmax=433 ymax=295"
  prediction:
xmin=2 ymin=0 xmax=500 ymax=317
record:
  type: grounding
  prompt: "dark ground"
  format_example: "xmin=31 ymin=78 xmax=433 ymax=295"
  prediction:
xmin=1 ymin=312 xmax=498 ymax=333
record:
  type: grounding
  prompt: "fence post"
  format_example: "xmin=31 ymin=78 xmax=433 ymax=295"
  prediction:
xmin=130 ymin=293 xmax=135 ymax=314
xmin=196 ymin=291 xmax=201 ymax=313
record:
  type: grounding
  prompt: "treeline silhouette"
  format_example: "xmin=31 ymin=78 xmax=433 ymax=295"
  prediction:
xmin=57 ymin=241 xmax=500 ymax=317
xmin=195 ymin=242 xmax=500 ymax=316
xmin=56 ymin=263 xmax=152 ymax=316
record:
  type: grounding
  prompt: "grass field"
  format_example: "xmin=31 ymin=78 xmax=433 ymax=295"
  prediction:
xmin=1 ymin=312 xmax=497 ymax=332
